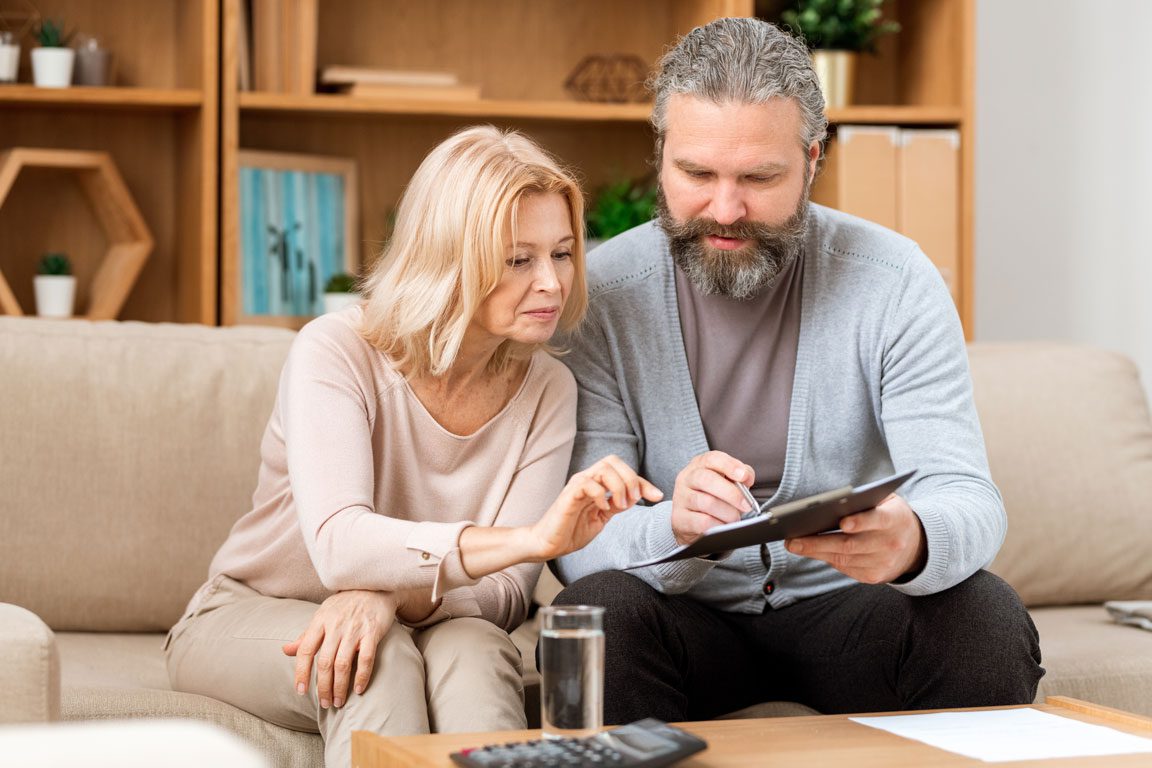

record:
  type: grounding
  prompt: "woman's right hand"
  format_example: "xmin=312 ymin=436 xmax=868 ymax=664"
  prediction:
xmin=282 ymin=590 xmax=398 ymax=710
xmin=528 ymin=454 xmax=663 ymax=560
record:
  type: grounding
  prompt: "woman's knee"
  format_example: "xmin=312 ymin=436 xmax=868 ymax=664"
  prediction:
xmin=336 ymin=623 xmax=429 ymax=735
xmin=417 ymin=617 xmax=526 ymax=731
xmin=417 ymin=616 xmax=522 ymax=678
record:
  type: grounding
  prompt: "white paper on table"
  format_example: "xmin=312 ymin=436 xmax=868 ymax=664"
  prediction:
xmin=850 ymin=708 xmax=1152 ymax=762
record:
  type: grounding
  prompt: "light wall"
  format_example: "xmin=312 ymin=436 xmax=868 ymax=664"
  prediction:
xmin=975 ymin=0 xmax=1152 ymax=404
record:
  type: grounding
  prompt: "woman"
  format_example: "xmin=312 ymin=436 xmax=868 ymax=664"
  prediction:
xmin=166 ymin=126 xmax=661 ymax=767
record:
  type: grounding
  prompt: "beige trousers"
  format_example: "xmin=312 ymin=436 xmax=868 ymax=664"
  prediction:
xmin=165 ymin=576 xmax=525 ymax=768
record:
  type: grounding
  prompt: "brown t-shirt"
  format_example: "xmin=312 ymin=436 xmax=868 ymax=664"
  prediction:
xmin=674 ymin=253 xmax=804 ymax=501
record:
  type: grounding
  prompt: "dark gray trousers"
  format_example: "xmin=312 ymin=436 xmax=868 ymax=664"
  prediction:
xmin=547 ymin=569 xmax=1043 ymax=724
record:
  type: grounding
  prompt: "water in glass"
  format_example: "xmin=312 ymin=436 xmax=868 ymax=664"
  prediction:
xmin=539 ymin=607 xmax=604 ymax=739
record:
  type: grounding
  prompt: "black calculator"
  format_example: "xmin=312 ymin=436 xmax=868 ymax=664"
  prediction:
xmin=449 ymin=718 xmax=707 ymax=768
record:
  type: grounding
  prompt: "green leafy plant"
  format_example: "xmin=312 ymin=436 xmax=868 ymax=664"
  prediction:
xmin=34 ymin=19 xmax=74 ymax=48
xmin=323 ymin=272 xmax=357 ymax=293
xmin=782 ymin=0 xmax=900 ymax=53
xmin=587 ymin=177 xmax=658 ymax=240
xmin=37 ymin=253 xmax=72 ymax=276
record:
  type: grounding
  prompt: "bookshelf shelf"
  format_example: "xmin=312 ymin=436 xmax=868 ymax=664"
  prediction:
xmin=0 ymin=85 xmax=203 ymax=111
xmin=238 ymin=92 xmax=653 ymax=122
xmin=825 ymin=106 xmax=963 ymax=126
xmin=236 ymin=98 xmax=963 ymax=128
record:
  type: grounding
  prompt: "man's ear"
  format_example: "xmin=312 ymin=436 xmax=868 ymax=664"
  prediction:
xmin=807 ymin=141 xmax=820 ymax=183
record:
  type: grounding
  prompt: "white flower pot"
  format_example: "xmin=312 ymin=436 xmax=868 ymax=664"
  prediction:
xmin=31 ymin=47 xmax=75 ymax=88
xmin=323 ymin=292 xmax=360 ymax=314
xmin=34 ymin=275 xmax=77 ymax=317
xmin=0 ymin=40 xmax=19 ymax=83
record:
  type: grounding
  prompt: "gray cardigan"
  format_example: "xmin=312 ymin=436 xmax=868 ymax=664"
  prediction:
xmin=556 ymin=205 xmax=1004 ymax=613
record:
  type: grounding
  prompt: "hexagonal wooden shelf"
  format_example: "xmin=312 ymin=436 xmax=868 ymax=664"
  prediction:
xmin=0 ymin=148 xmax=154 ymax=319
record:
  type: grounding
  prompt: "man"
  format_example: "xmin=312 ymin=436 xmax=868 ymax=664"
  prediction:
xmin=553 ymin=17 xmax=1043 ymax=723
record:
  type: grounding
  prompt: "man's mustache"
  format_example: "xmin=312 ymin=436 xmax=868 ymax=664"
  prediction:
xmin=661 ymin=217 xmax=777 ymax=243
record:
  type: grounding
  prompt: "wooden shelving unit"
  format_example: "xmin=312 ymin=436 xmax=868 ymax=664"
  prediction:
xmin=0 ymin=85 xmax=203 ymax=110
xmin=237 ymin=92 xmax=655 ymax=122
xmin=223 ymin=0 xmax=975 ymax=333
xmin=0 ymin=0 xmax=973 ymax=332
xmin=0 ymin=0 xmax=218 ymax=324
xmin=824 ymin=106 xmax=965 ymax=125
xmin=220 ymin=0 xmax=756 ymax=327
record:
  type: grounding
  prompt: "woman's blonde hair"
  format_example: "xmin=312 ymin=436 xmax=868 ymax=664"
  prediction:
xmin=360 ymin=125 xmax=587 ymax=377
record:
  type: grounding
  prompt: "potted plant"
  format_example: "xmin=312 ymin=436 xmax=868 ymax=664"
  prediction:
xmin=322 ymin=272 xmax=361 ymax=314
xmin=586 ymin=177 xmax=658 ymax=250
xmin=34 ymin=252 xmax=77 ymax=318
xmin=31 ymin=18 xmax=75 ymax=88
xmin=782 ymin=0 xmax=900 ymax=108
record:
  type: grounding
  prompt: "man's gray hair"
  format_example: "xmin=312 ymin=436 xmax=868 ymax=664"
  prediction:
xmin=650 ymin=17 xmax=827 ymax=159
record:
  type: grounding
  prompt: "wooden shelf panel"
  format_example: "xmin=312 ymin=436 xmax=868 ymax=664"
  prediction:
xmin=239 ymin=92 xmax=652 ymax=122
xmin=827 ymin=106 xmax=964 ymax=125
xmin=238 ymin=94 xmax=961 ymax=126
xmin=0 ymin=86 xmax=203 ymax=111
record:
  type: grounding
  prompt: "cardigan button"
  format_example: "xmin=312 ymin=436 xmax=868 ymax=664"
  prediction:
xmin=421 ymin=552 xmax=430 ymax=561
xmin=763 ymin=580 xmax=776 ymax=595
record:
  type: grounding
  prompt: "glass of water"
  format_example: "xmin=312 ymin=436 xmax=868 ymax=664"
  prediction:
xmin=539 ymin=604 xmax=605 ymax=739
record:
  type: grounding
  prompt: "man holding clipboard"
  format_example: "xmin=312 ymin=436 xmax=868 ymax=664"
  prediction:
xmin=551 ymin=18 xmax=1043 ymax=724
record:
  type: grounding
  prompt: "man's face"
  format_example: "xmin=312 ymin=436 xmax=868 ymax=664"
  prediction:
xmin=658 ymin=94 xmax=818 ymax=299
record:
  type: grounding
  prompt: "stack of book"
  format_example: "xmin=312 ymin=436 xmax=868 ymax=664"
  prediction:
xmin=319 ymin=66 xmax=482 ymax=101
xmin=240 ymin=0 xmax=318 ymax=93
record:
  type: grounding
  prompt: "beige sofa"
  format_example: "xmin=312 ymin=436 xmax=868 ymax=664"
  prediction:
xmin=2 ymin=317 xmax=1151 ymax=766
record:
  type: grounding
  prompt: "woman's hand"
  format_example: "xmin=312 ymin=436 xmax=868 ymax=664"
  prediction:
xmin=528 ymin=454 xmax=663 ymax=560
xmin=282 ymin=590 xmax=398 ymax=710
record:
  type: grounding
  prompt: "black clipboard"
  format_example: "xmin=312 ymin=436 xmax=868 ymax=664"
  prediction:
xmin=622 ymin=469 xmax=916 ymax=570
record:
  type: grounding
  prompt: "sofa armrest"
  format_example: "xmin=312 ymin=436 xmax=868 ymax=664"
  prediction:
xmin=0 ymin=603 xmax=60 ymax=723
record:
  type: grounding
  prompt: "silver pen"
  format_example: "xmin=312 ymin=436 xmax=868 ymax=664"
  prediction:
xmin=735 ymin=480 xmax=766 ymax=520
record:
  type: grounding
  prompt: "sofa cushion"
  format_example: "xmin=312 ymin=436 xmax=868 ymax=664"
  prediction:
xmin=55 ymin=632 xmax=321 ymax=768
xmin=969 ymin=344 xmax=1152 ymax=607
xmin=1031 ymin=605 xmax=1152 ymax=717
xmin=0 ymin=603 xmax=60 ymax=723
xmin=62 ymin=688 xmax=320 ymax=768
xmin=55 ymin=633 xmax=170 ymax=691
xmin=0 ymin=318 xmax=294 ymax=631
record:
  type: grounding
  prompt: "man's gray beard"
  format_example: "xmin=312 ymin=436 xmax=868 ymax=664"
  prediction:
xmin=658 ymin=192 xmax=810 ymax=300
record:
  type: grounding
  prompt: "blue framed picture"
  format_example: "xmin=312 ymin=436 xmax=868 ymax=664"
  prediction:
xmin=237 ymin=150 xmax=358 ymax=325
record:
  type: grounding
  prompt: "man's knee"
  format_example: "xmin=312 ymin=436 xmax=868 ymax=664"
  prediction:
xmin=554 ymin=570 xmax=665 ymax=628
xmin=925 ymin=570 xmax=1037 ymax=643
xmin=912 ymin=570 xmax=1043 ymax=704
xmin=555 ymin=569 xmax=659 ymax=608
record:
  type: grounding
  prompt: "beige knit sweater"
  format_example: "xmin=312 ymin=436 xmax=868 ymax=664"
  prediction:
xmin=191 ymin=306 xmax=577 ymax=631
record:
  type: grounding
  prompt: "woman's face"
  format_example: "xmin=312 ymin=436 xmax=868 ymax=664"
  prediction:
xmin=471 ymin=192 xmax=576 ymax=347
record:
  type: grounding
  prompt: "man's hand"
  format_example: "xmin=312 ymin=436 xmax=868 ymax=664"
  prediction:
xmin=784 ymin=494 xmax=927 ymax=583
xmin=671 ymin=451 xmax=756 ymax=546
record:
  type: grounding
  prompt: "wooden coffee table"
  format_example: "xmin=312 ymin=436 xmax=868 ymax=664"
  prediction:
xmin=352 ymin=697 xmax=1152 ymax=767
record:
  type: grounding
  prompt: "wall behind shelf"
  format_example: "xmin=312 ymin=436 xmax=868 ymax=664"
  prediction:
xmin=975 ymin=0 xmax=1152 ymax=403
